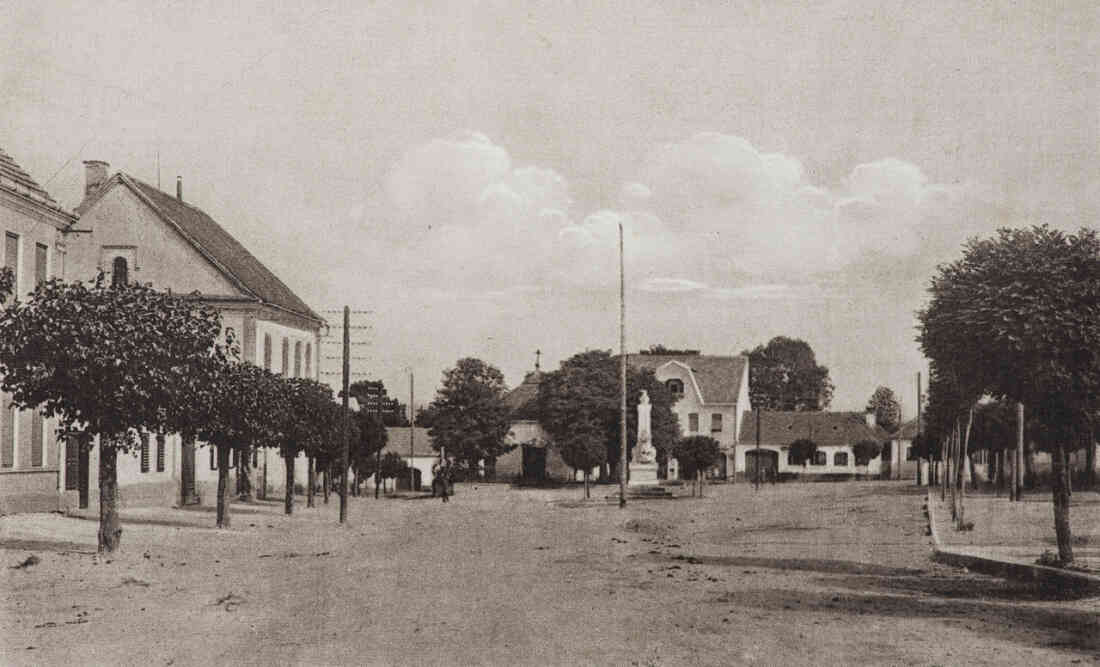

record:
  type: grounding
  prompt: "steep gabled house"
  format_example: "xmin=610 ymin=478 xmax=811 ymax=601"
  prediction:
xmin=737 ymin=410 xmax=891 ymax=480
xmin=629 ymin=352 xmax=751 ymax=479
xmin=497 ymin=367 xmax=578 ymax=482
xmin=64 ymin=161 xmax=325 ymax=510
xmin=0 ymin=148 xmax=77 ymax=513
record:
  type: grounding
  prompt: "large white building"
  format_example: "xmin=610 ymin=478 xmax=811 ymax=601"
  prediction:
xmin=0 ymin=148 xmax=78 ymax=513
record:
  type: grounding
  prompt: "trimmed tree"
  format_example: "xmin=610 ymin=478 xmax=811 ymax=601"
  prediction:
xmin=787 ymin=438 xmax=818 ymax=468
xmin=852 ymin=439 xmax=882 ymax=476
xmin=349 ymin=408 xmax=387 ymax=497
xmin=377 ymin=452 xmax=409 ymax=492
xmin=552 ymin=416 xmax=608 ymax=498
xmin=0 ymin=273 xmax=225 ymax=551
xmin=274 ymin=378 xmax=336 ymax=514
xmin=674 ymin=436 xmax=722 ymax=497
xmin=866 ymin=387 xmax=901 ymax=434
xmin=427 ymin=358 xmax=514 ymax=476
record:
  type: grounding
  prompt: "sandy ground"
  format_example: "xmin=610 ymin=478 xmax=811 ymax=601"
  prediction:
xmin=931 ymin=488 xmax=1100 ymax=571
xmin=2 ymin=481 xmax=1098 ymax=666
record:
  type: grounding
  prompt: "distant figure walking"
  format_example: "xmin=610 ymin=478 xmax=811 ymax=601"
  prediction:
xmin=432 ymin=461 xmax=452 ymax=503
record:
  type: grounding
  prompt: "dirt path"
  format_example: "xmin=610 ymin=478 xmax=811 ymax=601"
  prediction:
xmin=2 ymin=482 xmax=1098 ymax=665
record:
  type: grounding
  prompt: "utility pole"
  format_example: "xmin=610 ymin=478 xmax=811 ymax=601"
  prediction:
xmin=409 ymin=370 xmax=415 ymax=491
xmin=339 ymin=306 xmax=350 ymax=524
xmin=619 ymin=223 xmax=627 ymax=509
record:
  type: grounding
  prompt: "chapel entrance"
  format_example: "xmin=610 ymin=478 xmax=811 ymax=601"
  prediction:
xmin=521 ymin=444 xmax=547 ymax=481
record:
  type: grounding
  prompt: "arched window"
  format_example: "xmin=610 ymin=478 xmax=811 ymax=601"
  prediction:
xmin=262 ymin=334 xmax=272 ymax=370
xmin=293 ymin=341 xmax=302 ymax=378
xmin=281 ymin=338 xmax=289 ymax=375
xmin=834 ymin=451 xmax=849 ymax=466
xmin=304 ymin=343 xmax=312 ymax=378
xmin=666 ymin=379 xmax=684 ymax=397
xmin=111 ymin=256 xmax=129 ymax=287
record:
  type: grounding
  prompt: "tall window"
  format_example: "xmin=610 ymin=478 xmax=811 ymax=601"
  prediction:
xmin=812 ymin=451 xmax=827 ymax=466
xmin=711 ymin=413 xmax=723 ymax=432
xmin=293 ymin=341 xmax=302 ymax=378
xmin=34 ymin=243 xmax=47 ymax=286
xmin=5 ymin=232 xmax=19 ymax=295
xmin=281 ymin=338 xmax=289 ymax=375
xmin=263 ymin=334 xmax=272 ymax=370
xmin=140 ymin=433 xmax=150 ymax=473
xmin=111 ymin=256 xmax=129 ymax=287
xmin=31 ymin=410 xmax=43 ymax=467
xmin=304 ymin=343 xmax=312 ymax=378
xmin=834 ymin=451 xmax=849 ymax=466
xmin=156 ymin=434 xmax=166 ymax=472
xmin=666 ymin=379 xmax=684 ymax=398
xmin=688 ymin=413 xmax=699 ymax=433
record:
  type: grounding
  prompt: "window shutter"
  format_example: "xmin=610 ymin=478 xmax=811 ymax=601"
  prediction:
xmin=156 ymin=434 xmax=166 ymax=472
xmin=140 ymin=434 xmax=150 ymax=473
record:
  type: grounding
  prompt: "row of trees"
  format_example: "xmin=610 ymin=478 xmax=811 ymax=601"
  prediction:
xmin=0 ymin=272 xmax=381 ymax=553
xmin=917 ymin=225 xmax=1100 ymax=565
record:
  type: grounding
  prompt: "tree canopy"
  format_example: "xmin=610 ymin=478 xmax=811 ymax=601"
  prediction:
xmin=787 ymin=438 xmax=818 ymax=467
xmin=427 ymin=358 xmax=514 ymax=470
xmin=0 ymin=273 xmax=226 ymax=550
xmin=852 ymin=440 xmax=882 ymax=467
xmin=673 ymin=435 xmax=722 ymax=478
xmin=538 ymin=350 xmax=680 ymax=480
xmin=866 ymin=386 xmax=901 ymax=433
xmin=743 ymin=336 xmax=834 ymax=411
xmin=917 ymin=225 xmax=1100 ymax=564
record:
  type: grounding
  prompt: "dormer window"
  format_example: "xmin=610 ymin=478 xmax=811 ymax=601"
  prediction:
xmin=666 ymin=379 xmax=684 ymax=398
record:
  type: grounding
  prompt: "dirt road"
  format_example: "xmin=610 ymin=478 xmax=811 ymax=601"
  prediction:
xmin=2 ymin=481 xmax=1098 ymax=665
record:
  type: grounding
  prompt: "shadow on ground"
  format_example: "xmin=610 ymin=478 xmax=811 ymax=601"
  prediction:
xmin=712 ymin=585 xmax=1100 ymax=656
xmin=0 ymin=538 xmax=95 ymax=554
xmin=646 ymin=552 xmax=926 ymax=577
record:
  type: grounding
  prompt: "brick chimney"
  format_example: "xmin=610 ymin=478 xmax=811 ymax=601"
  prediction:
xmin=865 ymin=411 xmax=877 ymax=428
xmin=83 ymin=160 xmax=109 ymax=198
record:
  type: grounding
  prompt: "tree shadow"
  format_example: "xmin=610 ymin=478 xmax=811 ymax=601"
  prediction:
xmin=712 ymin=586 xmax=1100 ymax=655
xmin=0 ymin=537 xmax=95 ymax=554
xmin=822 ymin=571 xmax=1098 ymax=602
xmin=647 ymin=552 xmax=926 ymax=577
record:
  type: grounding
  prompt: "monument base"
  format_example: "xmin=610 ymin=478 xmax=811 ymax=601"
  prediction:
xmin=628 ymin=462 xmax=659 ymax=487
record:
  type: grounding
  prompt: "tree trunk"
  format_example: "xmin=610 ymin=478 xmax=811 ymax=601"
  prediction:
xmin=307 ymin=457 xmax=316 ymax=508
xmin=238 ymin=444 xmax=254 ymax=502
xmin=374 ymin=464 xmax=381 ymax=499
xmin=1087 ymin=432 xmax=1096 ymax=490
xmin=698 ymin=469 xmax=704 ymax=498
xmin=216 ymin=445 xmax=232 ymax=529
xmin=955 ymin=409 xmax=972 ymax=528
xmin=583 ymin=471 xmax=590 ymax=499
xmin=323 ymin=466 xmax=330 ymax=504
xmin=1024 ymin=441 xmax=1035 ymax=489
xmin=1051 ymin=442 xmax=1074 ymax=564
xmin=284 ymin=452 xmax=295 ymax=515
xmin=98 ymin=444 xmax=122 ymax=552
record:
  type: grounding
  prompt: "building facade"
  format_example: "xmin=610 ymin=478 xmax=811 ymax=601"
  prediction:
xmin=629 ymin=352 xmax=752 ymax=480
xmin=735 ymin=410 xmax=891 ymax=480
xmin=62 ymin=161 xmax=324 ymax=511
xmin=0 ymin=148 xmax=78 ymax=513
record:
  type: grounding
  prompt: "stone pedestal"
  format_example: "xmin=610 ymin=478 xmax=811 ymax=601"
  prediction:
xmin=628 ymin=462 xmax=659 ymax=487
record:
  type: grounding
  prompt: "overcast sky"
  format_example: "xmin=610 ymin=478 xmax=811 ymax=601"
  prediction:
xmin=3 ymin=1 xmax=1096 ymax=416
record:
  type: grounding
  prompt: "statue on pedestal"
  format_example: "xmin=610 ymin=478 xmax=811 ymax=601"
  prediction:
xmin=634 ymin=390 xmax=657 ymax=465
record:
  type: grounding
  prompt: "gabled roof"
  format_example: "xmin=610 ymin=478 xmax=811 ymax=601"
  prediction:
xmin=739 ymin=411 xmax=891 ymax=447
xmin=80 ymin=173 xmax=322 ymax=324
xmin=503 ymin=370 xmax=543 ymax=419
xmin=383 ymin=426 xmax=436 ymax=457
xmin=629 ymin=354 xmax=748 ymax=404
xmin=0 ymin=147 xmax=76 ymax=223
xmin=895 ymin=418 xmax=922 ymax=440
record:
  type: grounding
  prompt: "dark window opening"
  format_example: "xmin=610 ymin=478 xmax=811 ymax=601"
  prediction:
xmin=112 ymin=256 xmax=129 ymax=287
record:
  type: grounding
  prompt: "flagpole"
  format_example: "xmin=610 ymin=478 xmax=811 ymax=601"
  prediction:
xmin=619 ymin=223 xmax=627 ymax=509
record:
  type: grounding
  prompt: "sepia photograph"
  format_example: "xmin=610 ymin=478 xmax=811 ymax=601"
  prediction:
xmin=1 ymin=1 xmax=1097 ymax=665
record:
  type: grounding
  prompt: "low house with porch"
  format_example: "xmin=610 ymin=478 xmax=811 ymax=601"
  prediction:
xmin=736 ymin=410 xmax=891 ymax=480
